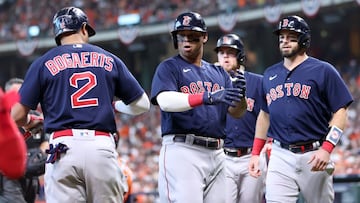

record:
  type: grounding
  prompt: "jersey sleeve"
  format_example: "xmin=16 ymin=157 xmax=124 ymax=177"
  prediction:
xmin=113 ymin=58 xmax=145 ymax=105
xmin=323 ymin=63 xmax=353 ymax=112
xmin=19 ymin=59 xmax=43 ymax=110
xmin=150 ymin=59 xmax=179 ymax=105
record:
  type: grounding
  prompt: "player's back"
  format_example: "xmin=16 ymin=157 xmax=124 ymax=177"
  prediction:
xmin=19 ymin=43 xmax=141 ymax=134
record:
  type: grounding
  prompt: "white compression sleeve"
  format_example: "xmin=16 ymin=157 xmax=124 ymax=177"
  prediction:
xmin=156 ymin=91 xmax=193 ymax=112
xmin=114 ymin=92 xmax=150 ymax=115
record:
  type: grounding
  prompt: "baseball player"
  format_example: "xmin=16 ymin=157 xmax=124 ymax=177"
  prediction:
xmin=11 ymin=6 xmax=150 ymax=203
xmin=151 ymin=12 xmax=247 ymax=203
xmin=248 ymin=15 xmax=353 ymax=203
xmin=215 ymin=34 xmax=266 ymax=203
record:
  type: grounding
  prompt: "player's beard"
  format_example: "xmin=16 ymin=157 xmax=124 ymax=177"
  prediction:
xmin=219 ymin=58 xmax=238 ymax=72
xmin=281 ymin=45 xmax=302 ymax=58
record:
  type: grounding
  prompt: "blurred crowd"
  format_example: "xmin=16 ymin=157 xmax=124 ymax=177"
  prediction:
xmin=331 ymin=59 xmax=360 ymax=175
xmin=113 ymin=58 xmax=360 ymax=202
xmin=0 ymin=0 xmax=294 ymax=43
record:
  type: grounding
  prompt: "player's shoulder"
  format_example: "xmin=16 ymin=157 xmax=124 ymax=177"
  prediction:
xmin=304 ymin=57 xmax=340 ymax=76
xmin=163 ymin=55 xmax=181 ymax=64
xmin=156 ymin=55 xmax=181 ymax=71
xmin=245 ymin=71 xmax=263 ymax=88
xmin=307 ymin=57 xmax=335 ymax=68
xmin=205 ymin=61 xmax=226 ymax=73
xmin=263 ymin=61 xmax=282 ymax=76
xmin=83 ymin=43 xmax=115 ymax=56
xmin=158 ymin=55 xmax=183 ymax=66
xmin=212 ymin=63 xmax=223 ymax=70
xmin=245 ymin=71 xmax=263 ymax=79
xmin=30 ymin=47 xmax=59 ymax=66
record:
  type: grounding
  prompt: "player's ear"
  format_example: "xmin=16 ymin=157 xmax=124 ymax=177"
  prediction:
xmin=203 ymin=33 xmax=208 ymax=44
xmin=80 ymin=23 xmax=88 ymax=36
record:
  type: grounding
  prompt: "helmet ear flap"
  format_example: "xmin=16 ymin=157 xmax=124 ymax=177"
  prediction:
xmin=298 ymin=32 xmax=311 ymax=48
xmin=172 ymin=33 xmax=178 ymax=49
xmin=237 ymin=52 xmax=246 ymax=65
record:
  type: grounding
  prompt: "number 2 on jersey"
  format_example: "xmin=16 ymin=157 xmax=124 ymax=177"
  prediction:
xmin=70 ymin=71 xmax=98 ymax=108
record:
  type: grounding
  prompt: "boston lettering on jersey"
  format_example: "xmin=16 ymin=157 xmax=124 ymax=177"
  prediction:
xmin=45 ymin=52 xmax=114 ymax=76
xmin=266 ymin=82 xmax=311 ymax=105
xmin=180 ymin=81 xmax=222 ymax=94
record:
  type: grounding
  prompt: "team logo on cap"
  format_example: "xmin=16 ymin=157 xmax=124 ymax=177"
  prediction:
xmin=222 ymin=36 xmax=231 ymax=45
xmin=280 ymin=19 xmax=295 ymax=29
xmin=60 ymin=20 xmax=66 ymax=29
xmin=182 ymin=16 xmax=192 ymax=26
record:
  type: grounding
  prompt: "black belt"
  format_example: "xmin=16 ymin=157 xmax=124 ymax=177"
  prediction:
xmin=273 ymin=139 xmax=321 ymax=154
xmin=224 ymin=147 xmax=252 ymax=157
xmin=172 ymin=134 xmax=222 ymax=150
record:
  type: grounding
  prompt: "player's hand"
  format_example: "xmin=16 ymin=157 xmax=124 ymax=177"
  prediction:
xmin=307 ymin=148 xmax=331 ymax=172
xmin=23 ymin=114 xmax=44 ymax=139
xmin=203 ymin=88 xmax=243 ymax=107
xmin=261 ymin=142 xmax=272 ymax=156
xmin=248 ymin=155 xmax=261 ymax=178
xmin=230 ymin=70 xmax=246 ymax=96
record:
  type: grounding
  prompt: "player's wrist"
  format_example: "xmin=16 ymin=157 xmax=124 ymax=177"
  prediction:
xmin=188 ymin=93 xmax=204 ymax=107
xmin=252 ymin=137 xmax=266 ymax=155
xmin=325 ymin=125 xmax=343 ymax=145
xmin=322 ymin=125 xmax=343 ymax=153
xmin=322 ymin=141 xmax=335 ymax=153
xmin=321 ymin=125 xmax=343 ymax=153
xmin=23 ymin=114 xmax=43 ymax=132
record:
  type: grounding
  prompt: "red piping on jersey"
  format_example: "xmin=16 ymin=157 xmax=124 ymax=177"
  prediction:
xmin=164 ymin=145 xmax=172 ymax=202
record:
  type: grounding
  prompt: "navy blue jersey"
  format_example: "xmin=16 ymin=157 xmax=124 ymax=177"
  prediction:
xmin=224 ymin=71 xmax=263 ymax=148
xmin=19 ymin=44 xmax=144 ymax=133
xmin=150 ymin=55 xmax=232 ymax=139
xmin=261 ymin=57 xmax=353 ymax=144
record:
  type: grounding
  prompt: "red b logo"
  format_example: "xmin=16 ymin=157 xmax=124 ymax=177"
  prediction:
xmin=182 ymin=16 xmax=191 ymax=26
xmin=282 ymin=19 xmax=289 ymax=28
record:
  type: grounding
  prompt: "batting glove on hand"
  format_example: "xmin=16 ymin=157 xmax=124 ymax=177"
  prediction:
xmin=23 ymin=114 xmax=44 ymax=140
xmin=203 ymin=88 xmax=243 ymax=107
xmin=230 ymin=70 xmax=246 ymax=97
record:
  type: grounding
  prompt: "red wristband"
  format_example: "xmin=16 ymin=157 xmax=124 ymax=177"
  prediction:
xmin=322 ymin=141 xmax=335 ymax=153
xmin=252 ymin=138 xmax=266 ymax=155
xmin=188 ymin=93 xmax=204 ymax=107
